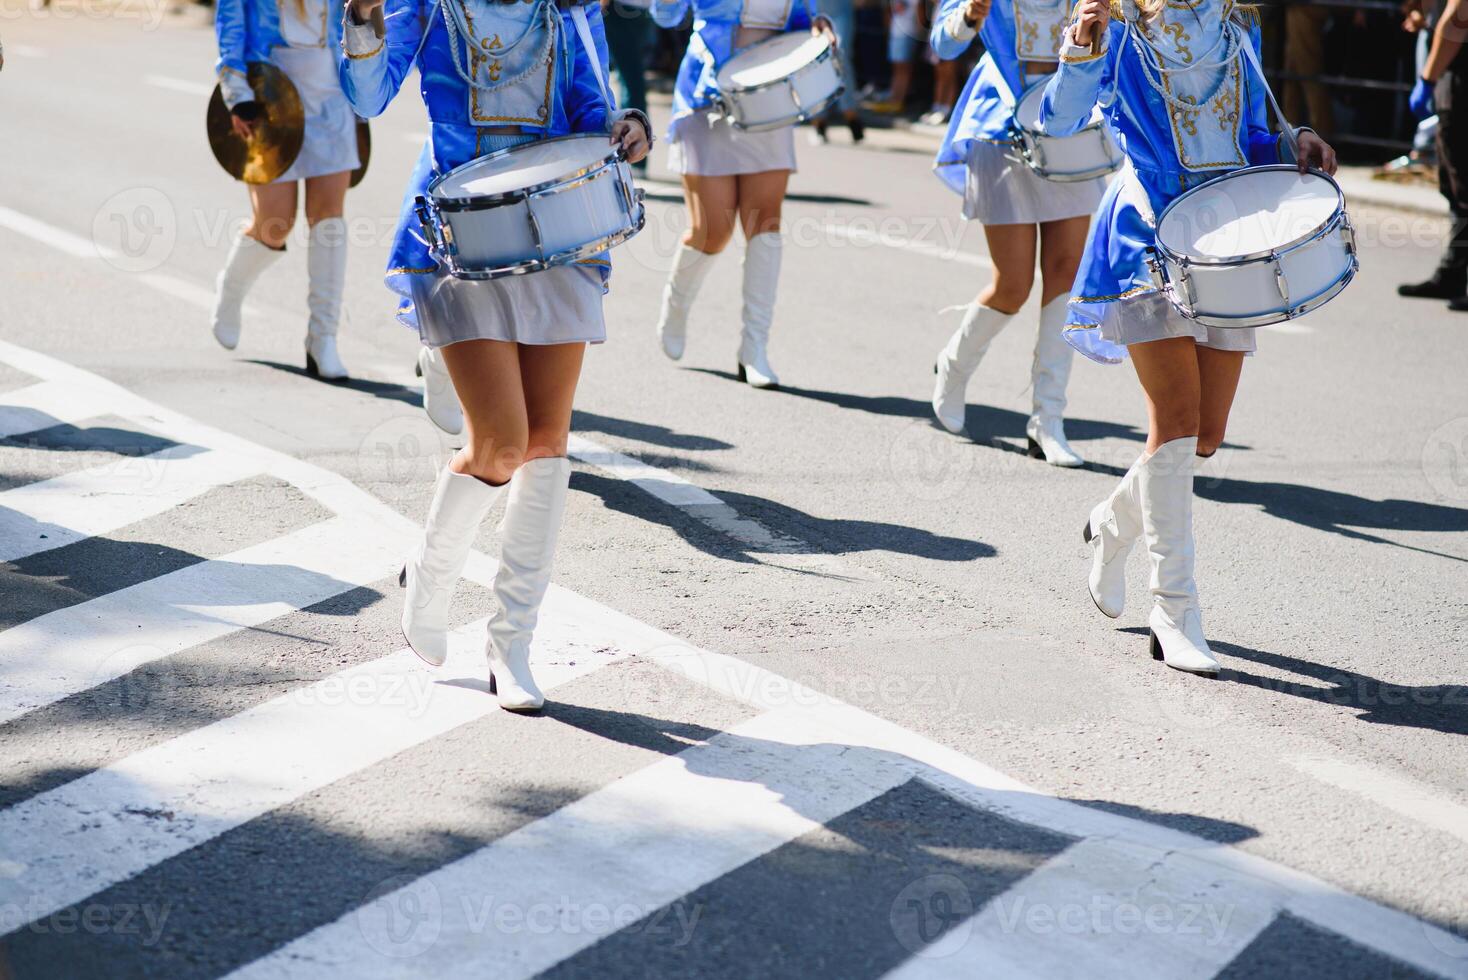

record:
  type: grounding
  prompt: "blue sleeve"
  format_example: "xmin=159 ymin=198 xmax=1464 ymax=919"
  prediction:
xmin=337 ymin=0 xmax=428 ymax=119
xmin=1039 ymin=21 xmax=1114 ymax=137
xmin=214 ymin=0 xmax=252 ymax=107
xmin=930 ymin=0 xmax=976 ymax=61
xmin=651 ymin=0 xmax=691 ymax=28
xmin=566 ymin=3 xmax=615 ymax=132
xmin=1242 ymin=24 xmax=1287 ymax=165
xmin=785 ymin=0 xmax=812 ymax=31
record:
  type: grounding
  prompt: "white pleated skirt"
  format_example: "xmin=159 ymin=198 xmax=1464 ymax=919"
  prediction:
xmin=962 ymin=138 xmax=1108 ymax=225
xmin=272 ymin=45 xmax=360 ymax=183
xmin=667 ymin=110 xmax=798 ymax=177
xmin=1093 ymin=290 xmax=1257 ymax=354
xmin=408 ymin=264 xmax=608 ymax=349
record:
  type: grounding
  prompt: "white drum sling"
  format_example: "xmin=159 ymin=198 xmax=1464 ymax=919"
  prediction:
xmin=415 ymin=134 xmax=645 ymax=280
xmin=1147 ymin=166 xmax=1357 ymax=328
xmin=715 ymin=31 xmax=845 ymax=132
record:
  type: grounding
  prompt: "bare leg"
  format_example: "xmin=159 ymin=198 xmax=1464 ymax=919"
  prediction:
xmin=658 ymin=175 xmax=738 ymax=359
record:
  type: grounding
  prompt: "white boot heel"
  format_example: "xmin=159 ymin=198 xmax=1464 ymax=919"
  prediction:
xmin=1026 ymin=295 xmax=1083 ymax=466
xmin=1139 ymin=436 xmax=1220 ymax=677
xmin=657 ymin=245 xmax=718 ymax=361
xmin=401 ymin=467 xmax=504 ymax=666
xmin=1083 ymin=455 xmax=1145 ymax=618
xmin=737 ymin=232 xmax=782 ymax=388
xmin=485 ymin=457 xmax=571 ymax=712
xmin=304 ymin=217 xmax=350 ymax=380
xmin=210 ymin=233 xmax=282 ymax=350
xmin=931 ymin=303 xmax=1013 ymax=434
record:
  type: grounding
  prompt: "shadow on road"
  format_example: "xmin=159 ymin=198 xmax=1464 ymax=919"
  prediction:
xmin=1212 ymin=640 xmax=1468 ymax=738
xmin=572 ymin=409 xmax=734 ymax=452
xmin=244 ymin=359 xmax=423 ymax=409
xmin=571 ymin=470 xmax=994 ymax=564
xmin=688 ymin=368 xmax=1149 ymax=451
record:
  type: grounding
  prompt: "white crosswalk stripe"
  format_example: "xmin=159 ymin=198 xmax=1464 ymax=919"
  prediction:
xmin=0 ymin=444 xmax=264 ymax=562
xmin=0 ymin=340 xmax=1464 ymax=980
xmin=0 ymin=515 xmax=409 ymax=726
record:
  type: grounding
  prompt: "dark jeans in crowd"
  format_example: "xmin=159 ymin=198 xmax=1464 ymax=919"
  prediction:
xmin=1435 ymin=67 xmax=1468 ymax=277
xmin=605 ymin=0 xmax=652 ymax=114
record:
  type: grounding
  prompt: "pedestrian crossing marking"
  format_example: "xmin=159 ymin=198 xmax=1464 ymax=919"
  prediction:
xmin=0 ymin=338 xmax=1464 ymax=978
xmin=0 ymin=515 xmax=410 ymax=726
xmin=0 ymin=379 xmax=116 ymax=441
xmin=228 ymin=707 xmax=916 ymax=979
xmin=0 ymin=444 xmax=263 ymax=562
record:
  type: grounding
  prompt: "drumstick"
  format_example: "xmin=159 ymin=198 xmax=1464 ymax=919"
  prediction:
xmin=370 ymin=5 xmax=386 ymax=39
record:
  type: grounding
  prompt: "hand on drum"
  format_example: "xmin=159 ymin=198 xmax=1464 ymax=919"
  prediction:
xmin=611 ymin=116 xmax=650 ymax=165
xmin=349 ymin=0 xmax=385 ymax=25
xmin=1295 ymin=130 xmax=1338 ymax=176
xmin=1071 ymin=0 xmax=1109 ymax=46
xmin=812 ymin=14 xmax=837 ymax=41
xmin=962 ymin=0 xmax=991 ymax=29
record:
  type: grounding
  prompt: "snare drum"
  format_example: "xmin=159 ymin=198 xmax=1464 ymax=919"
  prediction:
xmin=1011 ymin=78 xmax=1123 ymax=183
xmin=1147 ymin=166 xmax=1358 ymax=328
xmin=715 ymin=32 xmax=845 ymax=132
xmin=415 ymin=134 xmax=645 ymax=280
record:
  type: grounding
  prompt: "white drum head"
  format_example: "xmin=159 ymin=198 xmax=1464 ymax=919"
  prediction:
xmin=1014 ymin=77 xmax=1102 ymax=132
xmin=1158 ymin=169 xmax=1341 ymax=261
xmin=435 ymin=136 xmax=613 ymax=199
xmin=719 ymin=32 xmax=829 ymax=90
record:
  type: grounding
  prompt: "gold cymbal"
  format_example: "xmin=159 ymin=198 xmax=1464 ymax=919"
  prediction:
xmin=206 ymin=63 xmax=304 ymax=185
xmin=350 ymin=118 xmax=371 ymax=188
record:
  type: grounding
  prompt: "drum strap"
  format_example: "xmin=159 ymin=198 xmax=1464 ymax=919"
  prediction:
xmin=1237 ymin=30 xmax=1299 ymax=162
xmin=569 ymin=4 xmax=616 ymax=113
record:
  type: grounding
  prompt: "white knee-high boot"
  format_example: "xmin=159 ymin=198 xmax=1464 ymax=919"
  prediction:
xmin=931 ymin=303 xmax=1013 ymax=435
xmin=656 ymin=244 xmax=718 ymax=361
xmin=738 ymin=232 xmax=782 ymax=388
xmin=417 ymin=345 xmax=464 ymax=437
xmin=1139 ymin=436 xmax=1219 ymax=676
xmin=401 ymin=466 xmax=505 ymax=667
xmin=305 ymin=217 xmax=349 ymax=380
xmin=210 ymin=232 xmax=283 ymax=350
xmin=1026 ymin=295 xmax=1083 ymax=467
xmin=486 ymin=457 xmax=571 ymax=711
xmin=1083 ymin=453 xmax=1145 ymax=618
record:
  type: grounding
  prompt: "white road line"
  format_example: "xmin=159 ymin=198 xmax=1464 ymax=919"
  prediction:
xmin=882 ymin=836 xmax=1275 ymax=979
xmin=0 ymin=515 xmax=410 ymax=726
xmin=227 ymin=707 xmax=911 ymax=980
xmin=0 ymin=205 xmax=104 ymax=259
xmin=822 ymin=222 xmax=992 ymax=269
xmin=0 ymin=616 xmax=624 ymax=936
xmin=568 ymin=434 xmax=879 ymax=581
xmin=144 ymin=74 xmax=214 ymax=97
xmin=1285 ymin=755 xmax=1468 ymax=848
xmin=0 ymin=379 xmax=116 ymax=440
xmin=0 ymin=444 xmax=263 ymax=562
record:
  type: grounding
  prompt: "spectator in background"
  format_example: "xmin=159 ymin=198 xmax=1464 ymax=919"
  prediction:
xmin=815 ymin=0 xmax=867 ymax=141
xmin=921 ymin=44 xmax=958 ymax=126
xmin=605 ymin=0 xmax=654 ymax=172
xmin=865 ymin=0 xmax=924 ymax=113
xmin=1401 ymin=0 xmax=1468 ymax=304
xmin=1283 ymin=0 xmax=1334 ymax=140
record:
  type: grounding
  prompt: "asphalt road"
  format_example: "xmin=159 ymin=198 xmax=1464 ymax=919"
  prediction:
xmin=2 ymin=4 xmax=1468 ymax=977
